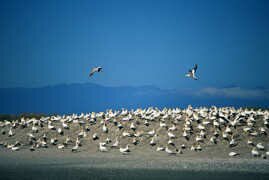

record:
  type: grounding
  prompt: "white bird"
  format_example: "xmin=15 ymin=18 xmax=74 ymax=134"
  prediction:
xmin=117 ymin=123 xmax=123 ymax=129
xmin=148 ymin=129 xmax=155 ymax=136
xmin=92 ymin=133 xmax=99 ymax=140
xmin=112 ymin=138 xmax=119 ymax=148
xmin=85 ymin=125 xmax=91 ymax=132
xmin=196 ymin=144 xmax=202 ymax=151
xmin=43 ymin=133 xmax=47 ymax=141
xmin=150 ymin=135 xmax=158 ymax=146
xmin=89 ymin=66 xmax=102 ymax=77
xmin=213 ymin=121 xmax=220 ymax=127
xmin=156 ymin=146 xmax=165 ymax=151
xmin=185 ymin=64 xmax=198 ymax=80
xmin=27 ymin=133 xmax=36 ymax=140
xmin=99 ymin=142 xmax=108 ymax=152
xmin=197 ymin=124 xmax=205 ymax=130
xmin=160 ymin=122 xmax=167 ymax=128
xmin=251 ymin=148 xmax=260 ymax=157
xmin=229 ymin=138 xmax=237 ymax=147
xmin=195 ymin=136 xmax=203 ymax=142
xmin=134 ymin=131 xmax=143 ymax=137
xmin=168 ymin=139 xmax=175 ymax=146
xmin=32 ymin=125 xmax=38 ymax=133
xmin=243 ymin=127 xmax=252 ymax=133
xmin=177 ymin=149 xmax=183 ymax=154
xmin=119 ymin=145 xmax=130 ymax=154
xmin=225 ymin=126 xmax=232 ymax=134
xmin=102 ymin=124 xmax=108 ymax=133
xmin=247 ymin=139 xmax=254 ymax=146
xmin=122 ymin=114 xmax=132 ymax=121
xmin=168 ymin=125 xmax=177 ymax=131
xmin=256 ymin=143 xmax=265 ymax=150
xmin=64 ymin=137 xmax=72 ymax=145
xmin=130 ymin=122 xmax=136 ymax=131
xmin=62 ymin=122 xmax=69 ymax=129
xmin=222 ymin=132 xmax=229 ymax=140
xmin=48 ymin=122 xmax=55 ymax=130
xmin=58 ymin=144 xmax=65 ymax=150
xmin=202 ymin=120 xmax=211 ymax=125
xmin=165 ymin=146 xmax=176 ymax=155
xmin=210 ymin=136 xmax=217 ymax=144
xmin=229 ymin=152 xmax=239 ymax=157
xmin=183 ymin=131 xmax=189 ymax=139
xmin=122 ymin=131 xmax=131 ymax=137
xmin=78 ymin=130 xmax=86 ymax=138
xmin=106 ymin=137 xmax=111 ymax=144
xmin=199 ymin=130 xmax=206 ymax=138
xmin=259 ymin=127 xmax=267 ymax=135
xmin=71 ymin=143 xmax=79 ymax=152
xmin=7 ymin=144 xmax=14 ymax=149
xmin=50 ymin=138 xmax=58 ymax=145
xmin=8 ymin=128 xmax=14 ymax=137
xmin=250 ymin=131 xmax=258 ymax=136
xmin=57 ymin=128 xmax=63 ymax=135
xmin=168 ymin=132 xmax=176 ymax=139
xmin=11 ymin=146 xmax=20 ymax=151
xmin=75 ymin=137 xmax=81 ymax=146
xmin=132 ymin=137 xmax=138 ymax=145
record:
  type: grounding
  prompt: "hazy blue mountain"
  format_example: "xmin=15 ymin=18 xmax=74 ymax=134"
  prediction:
xmin=0 ymin=83 xmax=268 ymax=114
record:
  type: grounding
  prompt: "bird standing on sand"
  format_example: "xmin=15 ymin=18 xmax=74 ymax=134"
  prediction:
xmin=229 ymin=152 xmax=239 ymax=157
xmin=185 ymin=64 xmax=198 ymax=80
xmin=89 ymin=66 xmax=102 ymax=77
xmin=120 ymin=144 xmax=130 ymax=154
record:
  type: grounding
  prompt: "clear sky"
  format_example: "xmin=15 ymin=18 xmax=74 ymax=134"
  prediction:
xmin=0 ymin=0 xmax=269 ymax=89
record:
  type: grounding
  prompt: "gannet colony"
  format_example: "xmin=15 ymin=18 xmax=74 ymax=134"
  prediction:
xmin=0 ymin=106 xmax=268 ymax=159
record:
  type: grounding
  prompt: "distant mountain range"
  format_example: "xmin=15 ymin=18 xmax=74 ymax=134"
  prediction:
xmin=0 ymin=83 xmax=268 ymax=114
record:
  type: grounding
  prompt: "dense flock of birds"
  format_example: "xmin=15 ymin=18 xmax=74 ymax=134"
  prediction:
xmin=0 ymin=106 xmax=268 ymax=158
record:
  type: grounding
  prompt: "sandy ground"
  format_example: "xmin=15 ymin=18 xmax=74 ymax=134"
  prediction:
xmin=0 ymin=115 xmax=268 ymax=159
xmin=0 ymin=110 xmax=269 ymax=179
xmin=0 ymin=148 xmax=269 ymax=174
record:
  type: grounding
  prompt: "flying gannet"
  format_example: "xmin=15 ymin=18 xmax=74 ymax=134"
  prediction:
xmin=185 ymin=64 xmax=198 ymax=80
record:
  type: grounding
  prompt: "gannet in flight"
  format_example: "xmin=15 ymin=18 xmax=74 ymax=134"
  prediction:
xmin=185 ymin=64 xmax=198 ymax=80
xmin=89 ymin=66 xmax=102 ymax=77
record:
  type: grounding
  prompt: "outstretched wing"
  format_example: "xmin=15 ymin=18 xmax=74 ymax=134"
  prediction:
xmin=89 ymin=68 xmax=97 ymax=77
xmin=193 ymin=64 xmax=198 ymax=72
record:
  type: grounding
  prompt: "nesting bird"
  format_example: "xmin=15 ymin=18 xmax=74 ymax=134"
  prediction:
xmin=119 ymin=145 xmax=130 ymax=154
xmin=0 ymin=106 xmax=268 ymax=159
xmin=229 ymin=152 xmax=239 ymax=157
xmin=99 ymin=142 xmax=108 ymax=152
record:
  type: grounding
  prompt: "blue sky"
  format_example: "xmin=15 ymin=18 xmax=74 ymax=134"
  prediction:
xmin=0 ymin=0 xmax=269 ymax=89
